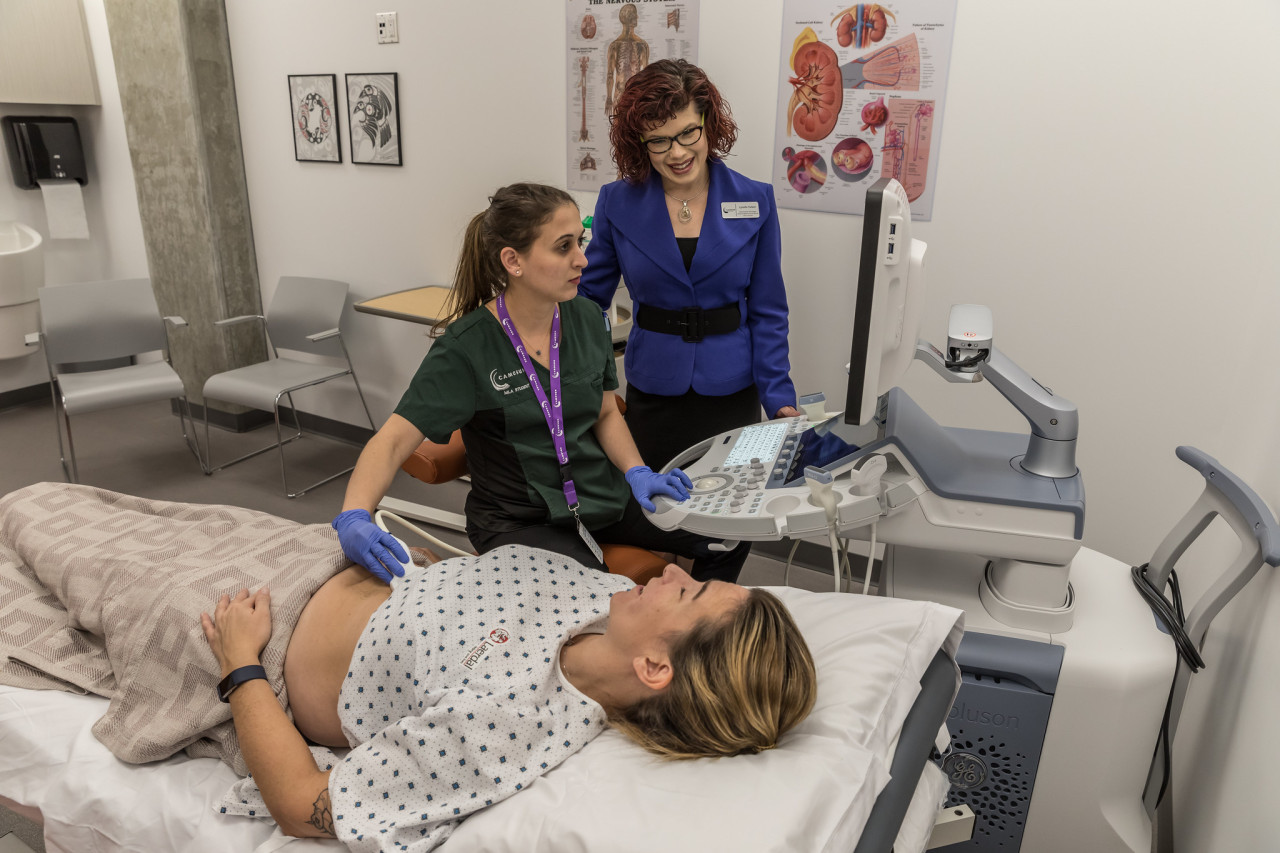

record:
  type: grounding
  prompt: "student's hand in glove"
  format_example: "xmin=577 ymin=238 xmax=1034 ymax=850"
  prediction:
xmin=625 ymin=465 xmax=693 ymax=512
xmin=332 ymin=508 xmax=409 ymax=583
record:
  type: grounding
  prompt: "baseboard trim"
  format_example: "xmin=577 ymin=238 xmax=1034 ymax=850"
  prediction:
xmin=181 ymin=400 xmax=271 ymax=433
xmin=0 ymin=383 xmax=50 ymax=412
xmin=179 ymin=399 xmax=375 ymax=446
xmin=0 ymin=387 xmax=374 ymax=447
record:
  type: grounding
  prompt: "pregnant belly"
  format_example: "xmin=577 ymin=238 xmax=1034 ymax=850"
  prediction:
xmin=285 ymin=566 xmax=392 ymax=747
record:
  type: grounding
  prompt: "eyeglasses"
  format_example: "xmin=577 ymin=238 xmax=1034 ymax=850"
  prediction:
xmin=642 ymin=116 xmax=705 ymax=154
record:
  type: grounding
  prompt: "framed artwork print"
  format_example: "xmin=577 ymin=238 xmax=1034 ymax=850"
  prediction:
xmin=346 ymin=72 xmax=401 ymax=166
xmin=287 ymin=74 xmax=341 ymax=163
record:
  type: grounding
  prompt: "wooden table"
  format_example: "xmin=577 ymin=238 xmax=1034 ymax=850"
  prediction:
xmin=355 ymin=284 xmax=633 ymax=343
xmin=353 ymin=285 xmax=453 ymax=325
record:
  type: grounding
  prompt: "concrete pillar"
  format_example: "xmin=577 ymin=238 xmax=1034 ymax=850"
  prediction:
xmin=102 ymin=0 xmax=263 ymax=422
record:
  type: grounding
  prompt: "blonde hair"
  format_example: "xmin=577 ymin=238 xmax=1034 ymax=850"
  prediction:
xmin=431 ymin=182 xmax=578 ymax=336
xmin=610 ymin=588 xmax=816 ymax=759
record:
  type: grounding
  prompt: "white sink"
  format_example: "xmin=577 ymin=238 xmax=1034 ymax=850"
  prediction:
xmin=0 ymin=221 xmax=44 ymax=359
xmin=0 ymin=221 xmax=43 ymax=305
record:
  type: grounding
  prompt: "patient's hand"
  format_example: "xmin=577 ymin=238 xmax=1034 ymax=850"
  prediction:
xmin=201 ymin=587 xmax=273 ymax=677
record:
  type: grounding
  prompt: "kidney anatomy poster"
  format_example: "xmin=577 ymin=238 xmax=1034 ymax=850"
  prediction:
xmin=772 ymin=1 xmax=956 ymax=218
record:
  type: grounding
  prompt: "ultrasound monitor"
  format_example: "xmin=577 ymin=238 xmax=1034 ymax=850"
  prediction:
xmin=845 ymin=178 xmax=928 ymax=426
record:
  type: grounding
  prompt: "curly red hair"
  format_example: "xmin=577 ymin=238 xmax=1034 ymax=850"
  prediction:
xmin=609 ymin=59 xmax=738 ymax=184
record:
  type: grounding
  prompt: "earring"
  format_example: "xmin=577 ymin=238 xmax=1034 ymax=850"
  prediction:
xmin=513 ymin=270 xmax=522 ymax=276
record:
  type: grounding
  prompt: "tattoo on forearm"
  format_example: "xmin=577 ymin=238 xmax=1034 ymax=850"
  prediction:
xmin=308 ymin=788 xmax=335 ymax=837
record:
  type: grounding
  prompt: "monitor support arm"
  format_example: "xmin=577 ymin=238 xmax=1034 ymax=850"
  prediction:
xmin=914 ymin=309 xmax=1079 ymax=479
xmin=979 ymin=349 xmax=1079 ymax=478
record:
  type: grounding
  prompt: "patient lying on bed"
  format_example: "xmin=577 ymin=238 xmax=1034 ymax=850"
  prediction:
xmin=1 ymin=483 xmax=966 ymax=853
xmin=205 ymin=547 xmax=815 ymax=850
xmin=0 ymin=484 xmax=813 ymax=852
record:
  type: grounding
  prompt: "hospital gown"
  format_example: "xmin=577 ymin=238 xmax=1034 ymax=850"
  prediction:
xmin=221 ymin=545 xmax=633 ymax=852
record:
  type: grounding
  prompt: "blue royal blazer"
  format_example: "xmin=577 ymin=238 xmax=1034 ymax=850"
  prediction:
xmin=579 ymin=159 xmax=797 ymax=417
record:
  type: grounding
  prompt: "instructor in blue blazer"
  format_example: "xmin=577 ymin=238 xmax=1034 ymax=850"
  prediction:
xmin=580 ymin=59 xmax=800 ymax=470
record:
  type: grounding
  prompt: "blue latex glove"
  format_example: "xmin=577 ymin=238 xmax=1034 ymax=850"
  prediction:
xmin=625 ymin=465 xmax=693 ymax=512
xmin=332 ymin=508 xmax=409 ymax=583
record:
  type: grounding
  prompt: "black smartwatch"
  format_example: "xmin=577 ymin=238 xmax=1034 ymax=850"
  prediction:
xmin=217 ymin=664 xmax=268 ymax=702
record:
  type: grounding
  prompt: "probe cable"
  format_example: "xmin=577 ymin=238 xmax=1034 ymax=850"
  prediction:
xmin=863 ymin=522 xmax=878 ymax=595
xmin=829 ymin=527 xmax=843 ymax=594
xmin=1130 ymin=561 xmax=1204 ymax=806
xmin=375 ymin=509 xmax=473 ymax=559
xmin=782 ymin=539 xmax=803 ymax=587
xmin=944 ymin=351 xmax=987 ymax=371
xmin=1130 ymin=562 xmax=1205 ymax=672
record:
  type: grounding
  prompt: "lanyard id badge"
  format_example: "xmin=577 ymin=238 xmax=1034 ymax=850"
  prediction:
xmin=495 ymin=296 xmax=602 ymax=562
xmin=576 ymin=517 xmax=604 ymax=564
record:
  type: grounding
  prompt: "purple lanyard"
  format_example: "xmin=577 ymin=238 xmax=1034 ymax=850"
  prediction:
xmin=494 ymin=295 xmax=579 ymax=511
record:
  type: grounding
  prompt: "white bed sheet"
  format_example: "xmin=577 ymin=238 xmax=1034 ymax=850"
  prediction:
xmin=0 ymin=587 xmax=961 ymax=853
xmin=0 ymin=686 xmax=330 ymax=853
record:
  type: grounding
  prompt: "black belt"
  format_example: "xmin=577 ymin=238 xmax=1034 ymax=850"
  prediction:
xmin=633 ymin=302 xmax=741 ymax=343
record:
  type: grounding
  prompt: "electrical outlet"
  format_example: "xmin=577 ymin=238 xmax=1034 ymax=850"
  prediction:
xmin=376 ymin=12 xmax=399 ymax=44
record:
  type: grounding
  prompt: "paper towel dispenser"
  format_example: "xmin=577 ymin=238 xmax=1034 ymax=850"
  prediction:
xmin=2 ymin=116 xmax=88 ymax=190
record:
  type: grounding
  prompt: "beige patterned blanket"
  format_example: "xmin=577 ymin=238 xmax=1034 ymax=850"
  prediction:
xmin=0 ymin=482 xmax=348 ymax=775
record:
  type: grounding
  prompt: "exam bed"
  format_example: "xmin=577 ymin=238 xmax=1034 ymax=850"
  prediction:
xmin=0 ymin=484 xmax=962 ymax=853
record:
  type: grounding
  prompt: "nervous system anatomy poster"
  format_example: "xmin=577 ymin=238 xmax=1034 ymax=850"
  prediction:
xmin=566 ymin=0 xmax=700 ymax=191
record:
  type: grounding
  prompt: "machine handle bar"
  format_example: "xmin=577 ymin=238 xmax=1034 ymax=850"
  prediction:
xmin=1175 ymin=446 xmax=1280 ymax=566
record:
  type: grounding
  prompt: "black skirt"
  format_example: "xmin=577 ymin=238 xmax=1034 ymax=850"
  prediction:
xmin=623 ymin=383 xmax=762 ymax=471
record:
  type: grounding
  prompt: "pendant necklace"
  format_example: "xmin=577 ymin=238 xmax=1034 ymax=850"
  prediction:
xmin=665 ymin=180 xmax=709 ymax=223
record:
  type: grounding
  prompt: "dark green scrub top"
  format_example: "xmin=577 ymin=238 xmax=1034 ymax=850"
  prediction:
xmin=394 ymin=296 xmax=627 ymax=533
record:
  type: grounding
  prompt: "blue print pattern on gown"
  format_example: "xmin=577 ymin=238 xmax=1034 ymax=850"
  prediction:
xmin=330 ymin=544 xmax=632 ymax=852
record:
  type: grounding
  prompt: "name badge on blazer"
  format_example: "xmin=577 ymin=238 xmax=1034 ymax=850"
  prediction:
xmin=721 ymin=201 xmax=760 ymax=219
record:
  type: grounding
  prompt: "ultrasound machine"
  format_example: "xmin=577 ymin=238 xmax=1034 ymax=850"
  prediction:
xmin=645 ymin=179 xmax=1280 ymax=852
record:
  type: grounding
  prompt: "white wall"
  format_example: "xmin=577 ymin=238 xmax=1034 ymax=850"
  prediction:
xmin=225 ymin=2 xmax=1279 ymax=849
xmin=0 ymin=0 xmax=148 ymax=394
xmin=225 ymin=1 xmax=581 ymax=423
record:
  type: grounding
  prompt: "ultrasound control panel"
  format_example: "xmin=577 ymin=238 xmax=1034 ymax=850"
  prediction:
xmin=681 ymin=418 xmax=815 ymax=521
xmin=650 ymin=415 xmax=908 ymax=540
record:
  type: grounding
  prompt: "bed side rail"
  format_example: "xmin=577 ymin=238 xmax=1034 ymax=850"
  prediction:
xmin=853 ymin=649 xmax=960 ymax=853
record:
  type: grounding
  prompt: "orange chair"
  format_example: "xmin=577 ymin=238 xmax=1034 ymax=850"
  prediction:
xmin=399 ymin=398 xmax=669 ymax=586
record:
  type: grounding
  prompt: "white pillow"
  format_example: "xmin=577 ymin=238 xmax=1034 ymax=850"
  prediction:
xmin=441 ymin=586 xmax=963 ymax=853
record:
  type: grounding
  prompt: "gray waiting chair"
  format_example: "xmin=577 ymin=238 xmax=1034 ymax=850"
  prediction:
xmin=24 ymin=277 xmax=201 ymax=483
xmin=201 ymin=276 xmax=374 ymax=498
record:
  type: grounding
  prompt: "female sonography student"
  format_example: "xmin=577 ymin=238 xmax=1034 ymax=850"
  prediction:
xmin=332 ymin=182 xmax=751 ymax=584
xmin=579 ymin=59 xmax=801 ymax=471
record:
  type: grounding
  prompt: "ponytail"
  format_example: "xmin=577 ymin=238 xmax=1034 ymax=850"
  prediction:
xmin=432 ymin=210 xmax=502 ymax=335
xmin=431 ymin=183 xmax=578 ymax=336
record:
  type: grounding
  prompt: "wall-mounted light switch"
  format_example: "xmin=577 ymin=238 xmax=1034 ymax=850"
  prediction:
xmin=376 ymin=12 xmax=399 ymax=44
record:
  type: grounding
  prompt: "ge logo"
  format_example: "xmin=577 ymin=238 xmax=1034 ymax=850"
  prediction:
xmin=942 ymin=753 xmax=988 ymax=789
xmin=489 ymin=629 xmax=510 ymax=644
